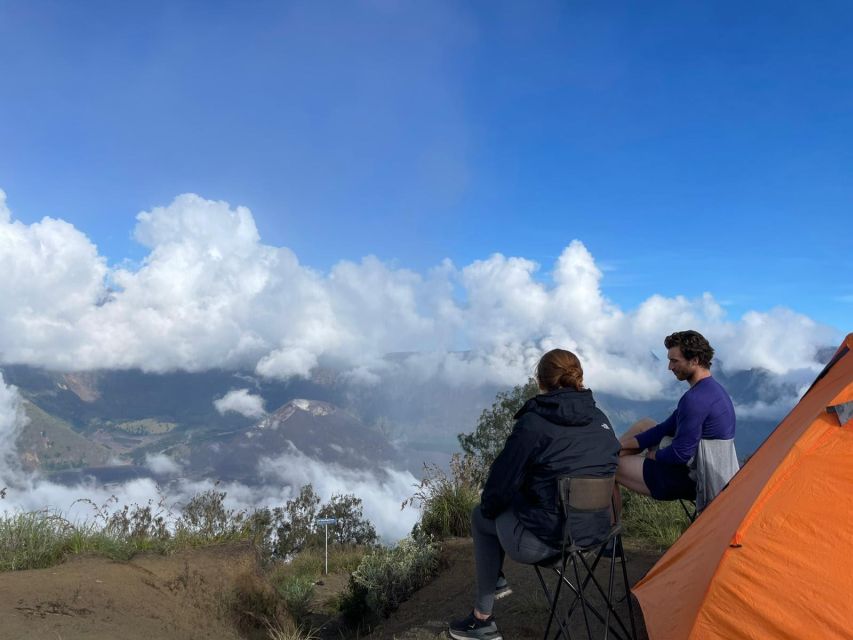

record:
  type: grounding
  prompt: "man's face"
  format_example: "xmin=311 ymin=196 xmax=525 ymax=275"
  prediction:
xmin=667 ymin=346 xmax=698 ymax=381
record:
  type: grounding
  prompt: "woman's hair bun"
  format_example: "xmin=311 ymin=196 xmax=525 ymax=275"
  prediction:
xmin=537 ymin=349 xmax=584 ymax=392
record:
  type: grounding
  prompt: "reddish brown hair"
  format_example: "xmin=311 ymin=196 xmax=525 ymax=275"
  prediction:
xmin=537 ymin=348 xmax=584 ymax=392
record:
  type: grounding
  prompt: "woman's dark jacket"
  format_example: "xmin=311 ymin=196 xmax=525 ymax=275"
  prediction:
xmin=479 ymin=387 xmax=620 ymax=547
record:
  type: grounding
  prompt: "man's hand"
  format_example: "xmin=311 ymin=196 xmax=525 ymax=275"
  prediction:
xmin=619 ymin=435 xmax=642 ymax=457
xmin=646 ymin=449 xmax=657 ymax=461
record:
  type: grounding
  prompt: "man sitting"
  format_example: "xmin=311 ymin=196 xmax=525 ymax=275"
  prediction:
xmin=617 ymin=330 xmax=738 ymax=510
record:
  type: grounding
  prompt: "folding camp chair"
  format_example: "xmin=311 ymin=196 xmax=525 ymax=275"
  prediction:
xmin=533 ymin=475 xmax=638 ymax=640
xmin=679 ymin=498 xmax=697 ymax=523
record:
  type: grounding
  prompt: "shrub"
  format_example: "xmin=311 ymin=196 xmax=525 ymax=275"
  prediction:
xmin=404 ymin=454 xmax=479 ymax=540
xmin=230 ymin=571 xmax=285 ymax=633
xmin=266 ymin=619 xmax=319 ymax=640
xmin=457 ymin=378 xmax=539 ymax=484
xmin=274 ymin=574 xmax=315 ymax=625
xmin=176 ymin=489 xmax=247 ymax=541
xmin=340 ymin=536 xmax=440 ymax=624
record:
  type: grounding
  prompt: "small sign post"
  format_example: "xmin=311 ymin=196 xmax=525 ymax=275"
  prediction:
xmin=315 ymin=517 xmax=338 ymax=575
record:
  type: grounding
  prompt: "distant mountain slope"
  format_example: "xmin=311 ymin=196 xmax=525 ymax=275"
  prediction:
xmin=180 ymin=398 xmax=398 ymax=483
xmin=2 ymin=352 xmax=825 ymax=483
xmin=17 ymin=401 xmax=112 ymax=472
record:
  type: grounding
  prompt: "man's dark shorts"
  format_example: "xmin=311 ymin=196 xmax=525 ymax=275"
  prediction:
xmin=643 ymin=458 xmax=697 ymax=501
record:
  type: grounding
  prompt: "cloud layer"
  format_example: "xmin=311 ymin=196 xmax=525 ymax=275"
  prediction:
xmin=0 ymin=189 xmax=838 ymax=401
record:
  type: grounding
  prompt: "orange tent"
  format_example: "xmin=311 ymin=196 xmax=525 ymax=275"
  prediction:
xmin=633 ymin=333 xmax=853 ymax=640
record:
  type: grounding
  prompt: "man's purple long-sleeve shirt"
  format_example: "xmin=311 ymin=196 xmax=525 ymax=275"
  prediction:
xmin=636 ymin=377 xmax=736 ymax=466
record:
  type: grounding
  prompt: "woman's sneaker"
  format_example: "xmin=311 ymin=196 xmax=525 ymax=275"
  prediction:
xmin=448 ymin=611 xmax=502 ymax=640
xmin=494 ymin=572 xmax=512 ymax=599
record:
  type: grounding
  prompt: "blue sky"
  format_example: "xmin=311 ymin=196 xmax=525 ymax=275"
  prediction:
xmin=1 ymin=0 xmax=851 ymax=332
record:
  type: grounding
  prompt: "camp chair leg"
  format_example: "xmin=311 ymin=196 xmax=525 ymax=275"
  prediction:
xmin=618 ymin=541 xmax=639 ymax=640
xmin=679 ymin=499 xmax=697 ymax=522
xmin=572 ymin=550 xmax=634 ymax=640
xmin=535 ymin=564 xmax=574 ymax=640
xmin=604 ymin=535 xmax=617 ymax=640
xmin=571 ymin=555 xmax=594 ymax=640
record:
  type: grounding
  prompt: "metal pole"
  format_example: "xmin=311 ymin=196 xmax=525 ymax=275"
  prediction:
xmin=325 ymin=524 xmax=329 ymax=575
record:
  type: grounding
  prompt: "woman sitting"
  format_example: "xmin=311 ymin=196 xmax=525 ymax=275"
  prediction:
xmin=449 ymin=348 xmax=620 ymax=640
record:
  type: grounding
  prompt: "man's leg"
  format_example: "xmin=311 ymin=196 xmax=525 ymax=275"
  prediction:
xmin=613 ymin=418 xmax=656 ymax=516
xmin=616 ymin=455 xmax=652 ymax=496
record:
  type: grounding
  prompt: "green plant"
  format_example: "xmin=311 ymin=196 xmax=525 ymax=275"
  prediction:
xmin=270 ymin=484 xmax=322 ymax=558
xmin=457 ymin=378 xmax=539 ymax=484
xmin=176 ymin=489 xmax=247 ymax=540
xmin=317 ymin=494 xmax=378 ymax=547
xmin=0 ymin=510 xmax=72 ymax=571
xmin=620 ymin=490 xmax=691 ymax=548
xmin=274 ymin=574 xmax=315 ymax=625
xmin=404 ymin=454 xmax=480 ymax=540
xmin=266 ymin=619 xmax=319 ymax=640
xmin=0 ymin=490 xmax=265 ymax=574
xmin=340 ymin=536 xmax=440 ymax=625
xmin=230 ymin=571 xmax=285 ymax=633
xmin=284 ymin=544 xmax=366 ymax=578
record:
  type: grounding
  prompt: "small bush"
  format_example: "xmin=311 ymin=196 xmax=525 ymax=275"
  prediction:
xmin=620 ymin=490 xmax=691 ymax=548
xmin=340 ymin=536 xmax=440 ymax=624
xmin=274 ymin=574 xmax=315 ymax=625
xmin=404 ymin=454 xmax=479 ymax=540
xmin=230 ymin=571 xmax=285 ymax=633
xmin=266 ymin=619 xmax=319 ymax=640
xmin=175 ymin=489 xmax=248 ymax=542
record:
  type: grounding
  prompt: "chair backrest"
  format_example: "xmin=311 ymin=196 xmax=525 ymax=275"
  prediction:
xmin=556 ymin=475 xmax=616 ymax=549
xmin=688 ymin=438 xmax=739 ymax=512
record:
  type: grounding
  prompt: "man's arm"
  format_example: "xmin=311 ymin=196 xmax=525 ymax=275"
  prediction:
xmin=632 ymin=412 xmax=677 ymax=452
xmin=655 ymin=396 xmax=708 ymax=465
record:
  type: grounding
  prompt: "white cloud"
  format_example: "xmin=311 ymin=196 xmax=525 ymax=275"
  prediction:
xmin=0 ymin=373 xmax=28 ymax=483
xmin=0 ymin=190 xmax=842 ymax=541
xmin=0 ymin=372 xmax=414 ymax=541
xmin=257 ymin=445 xmax=419 ymax=542
xmin=214 ymin=389 xmax=266 ymax=418
xmin=0 ymin=190 xmax=838 ymax=402
xmin=144 ymin=453 xmax=183 ymax=475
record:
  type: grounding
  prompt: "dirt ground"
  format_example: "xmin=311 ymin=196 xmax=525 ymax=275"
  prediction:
xmin=0 ymin=543 xmax=259 ymax=640
xmin=361 ymin=538 xmax=658 ymax=640
xmin=0 ymin=539 xmax=659 ymax=640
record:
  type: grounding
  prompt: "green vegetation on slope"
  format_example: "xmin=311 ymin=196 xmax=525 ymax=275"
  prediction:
xmin=18 ymin=401 xmax=113 ymax=471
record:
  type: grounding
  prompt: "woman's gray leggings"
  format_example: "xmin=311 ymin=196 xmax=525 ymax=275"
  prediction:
xmin=471 ymin=505 xmax=558 ymax=615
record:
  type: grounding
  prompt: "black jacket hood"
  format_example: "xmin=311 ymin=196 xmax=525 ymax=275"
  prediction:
xmin=514 ymin=387 xmax=598 ymax=427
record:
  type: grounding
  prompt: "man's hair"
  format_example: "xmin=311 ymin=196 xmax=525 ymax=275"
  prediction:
xmin=664 ymin=330 xmax=715 ymax=369
xmin=537 ymin=349 xmax=584 ymax=392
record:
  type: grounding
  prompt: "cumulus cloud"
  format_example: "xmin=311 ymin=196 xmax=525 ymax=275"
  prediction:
xmin=0 ymin=190 xmax=841 ymax=540
xmin=0 ymin=190 xmax=838 ymax=401
xmin=214 ymin=389 xmax=266 ymax=418
xmin=144 ymin=453 xmax=183 ymax=475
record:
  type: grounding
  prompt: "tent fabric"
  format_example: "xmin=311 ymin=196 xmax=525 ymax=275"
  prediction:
xmin=633 ymin=333 xmax=853 ymax=640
